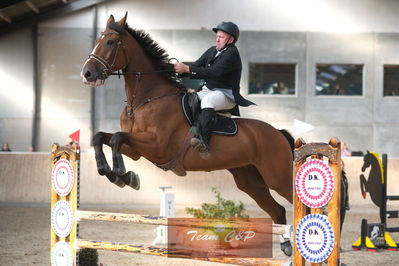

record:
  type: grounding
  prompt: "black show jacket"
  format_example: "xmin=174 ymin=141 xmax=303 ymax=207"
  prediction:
xmin=187 ymin=44 xmax=255 ymax=116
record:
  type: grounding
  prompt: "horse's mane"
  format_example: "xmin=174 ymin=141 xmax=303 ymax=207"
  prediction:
xmin=110 ymin=22 xmax=184 ymax=89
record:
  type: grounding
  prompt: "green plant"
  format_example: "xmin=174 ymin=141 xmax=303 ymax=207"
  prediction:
xmin=185 ymin=187 xmax=249 ymax=218
xmin=78 ymin=248 xmax=98 ymax=266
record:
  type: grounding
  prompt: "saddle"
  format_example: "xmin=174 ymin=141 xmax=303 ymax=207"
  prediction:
xmin=181 ymin=93 xmax=238 ymax=136
xmin=155 ymin=93 xmax=237 ymax=177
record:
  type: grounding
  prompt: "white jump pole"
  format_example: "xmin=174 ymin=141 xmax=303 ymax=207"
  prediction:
xmin=152 ymin=186 xmax=175 ymax=245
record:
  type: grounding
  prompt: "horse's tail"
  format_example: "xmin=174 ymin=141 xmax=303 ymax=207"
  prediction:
xmin=279 ymin=129 xmax=295 ymax=156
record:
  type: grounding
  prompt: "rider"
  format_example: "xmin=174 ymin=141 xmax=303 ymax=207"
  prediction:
xmin=174 ymin=21 xmax=255 ymax=159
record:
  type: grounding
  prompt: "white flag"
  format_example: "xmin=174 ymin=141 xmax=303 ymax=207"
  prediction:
xmin=294 ymin=119 xmax=314 ymax=135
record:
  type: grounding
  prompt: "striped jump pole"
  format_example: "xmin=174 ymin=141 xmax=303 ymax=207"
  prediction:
xmin=75 ymin=210 xmax=292 ymax=235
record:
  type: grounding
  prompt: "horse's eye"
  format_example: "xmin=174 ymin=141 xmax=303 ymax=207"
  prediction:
xmin=107 ymin=39 xmax=115 ymax=45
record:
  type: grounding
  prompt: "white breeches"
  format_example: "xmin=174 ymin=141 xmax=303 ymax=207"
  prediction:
xmin=197 ymin=87 xmax=236 ymax=111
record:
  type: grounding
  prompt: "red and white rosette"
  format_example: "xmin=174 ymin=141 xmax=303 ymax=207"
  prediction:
xmin=295 ymin=159 xmax=335 ymax=208
xmin=52 ymin=159 xmax=74 ymax=196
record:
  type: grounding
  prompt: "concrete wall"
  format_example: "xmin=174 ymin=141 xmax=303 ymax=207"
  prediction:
xmin=37 ymin=26 xmax=93 ymax=151
xmin=1 ymin=153 xmax=398 ymax=210
xmin=0 ymin=28 xmax=34 ymax=151
xmin=0 ymin=9 xmax=95 ymax=152
xmin=1 ymin=0 xmax=399 ymax=156
xmin=0 ymin=152 xmax=285 ymax=209
xmin=90 ymin=29 xmax=399 ymax=156
xmin=95 ymin=0 xmax=399 ymax=33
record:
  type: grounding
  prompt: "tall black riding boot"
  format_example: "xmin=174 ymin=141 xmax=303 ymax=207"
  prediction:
xmin=191 ymin=108 xmax=217 ymax=159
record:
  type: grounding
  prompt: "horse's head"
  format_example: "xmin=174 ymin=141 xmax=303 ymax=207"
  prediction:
xmin=361 ymin=150 xmax=372 ymax=172
xmin=81 ymin=13 xmax=129 ymax=87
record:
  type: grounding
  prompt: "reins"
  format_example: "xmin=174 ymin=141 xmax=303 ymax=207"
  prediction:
xmin=110 ymin=69 xmax=175 ymax=77
xmin=122 ymin=60 xmax=181 ymax=118
xmin=125 ymin=90 xmax=181 ymax=118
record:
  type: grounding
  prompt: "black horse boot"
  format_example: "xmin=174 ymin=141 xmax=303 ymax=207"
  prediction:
xmin=191 ymin=108 xmax=217 ymax=159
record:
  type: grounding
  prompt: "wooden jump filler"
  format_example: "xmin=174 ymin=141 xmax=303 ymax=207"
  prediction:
xmin=293 ymin=138 xmax=341 ymax=266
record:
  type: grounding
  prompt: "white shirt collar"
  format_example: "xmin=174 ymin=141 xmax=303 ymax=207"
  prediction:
xmin=215 ymin=46 xmax=228 ymax=57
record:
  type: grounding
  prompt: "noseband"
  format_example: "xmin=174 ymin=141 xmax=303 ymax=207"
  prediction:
xmin=88 ymin=31 xmax=125 ymax=80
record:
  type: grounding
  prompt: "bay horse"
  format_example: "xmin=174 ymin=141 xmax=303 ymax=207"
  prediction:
xmin=81 ymin=13 xmax=294 ymax=255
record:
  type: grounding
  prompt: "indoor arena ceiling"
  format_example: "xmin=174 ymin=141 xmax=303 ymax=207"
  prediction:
xmin=0 ymin=0 xmax=108 ymax=36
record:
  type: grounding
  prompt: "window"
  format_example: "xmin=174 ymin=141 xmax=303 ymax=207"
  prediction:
xmin=383 ymin=65 xmax=399 ymax=96
xmin=249 ymin=63 xmax=296 ymax=95
xmin=315 ymin=64 xmax=363 ymax=96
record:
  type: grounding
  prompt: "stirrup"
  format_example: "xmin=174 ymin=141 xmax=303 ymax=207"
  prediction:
xmin=190 ymin=136 xmax=201 ymax=148
xmin=190 ymin=137 xmax=210 ymax=159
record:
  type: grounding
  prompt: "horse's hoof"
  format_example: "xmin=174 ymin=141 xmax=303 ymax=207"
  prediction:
xmin=98 ymin=164 xmax=111 ymax=176
xmin=110 ymin=175 xmax=126 ymax=188
xmin=280 ymin=240 xmax=292 ymax=256
xmin=122 ymin=171 xmax=140 ymax=190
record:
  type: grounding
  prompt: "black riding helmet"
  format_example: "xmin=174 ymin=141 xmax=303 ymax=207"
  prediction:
xmin=212 ymin=21 xmax=239 ymax=42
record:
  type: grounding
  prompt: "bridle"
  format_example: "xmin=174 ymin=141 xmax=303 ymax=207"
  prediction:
xmin=88 ymin=30 xmax=126 ymax=81
xmin=87 ymin=29 xmax=182 ymax=119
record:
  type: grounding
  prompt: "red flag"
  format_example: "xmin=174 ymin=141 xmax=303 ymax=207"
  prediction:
xmin=69 ymin=130 xmax=80 ymax=144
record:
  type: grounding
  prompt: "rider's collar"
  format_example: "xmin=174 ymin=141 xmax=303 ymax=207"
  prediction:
xmin=215 ymin=45 xmax=229 ymax=57
xmin=216 ymin=45 xmax=230 ymax=52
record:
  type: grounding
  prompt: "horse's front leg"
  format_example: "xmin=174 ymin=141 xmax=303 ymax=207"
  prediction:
xmin=92 ymin=131 xmax=126 ymax=188
xmin=109 ymin=132 xmax=140 ymax=190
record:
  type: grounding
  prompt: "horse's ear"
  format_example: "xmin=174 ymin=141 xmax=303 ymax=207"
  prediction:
xmin=107 ymin=15 xmax=115 ymax=25
xmin=117 ymin=12 xmax=128 ymax=26
xmin=367 ymin=150 xmax=370 ymax=154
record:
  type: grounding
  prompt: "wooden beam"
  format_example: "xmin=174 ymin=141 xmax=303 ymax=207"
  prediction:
xmin=0 ymin=11 xmax=11 ymax=23
xmin=326 ymin=138 xmax=341 ymax=266
xmin=0 ymin=0 xmax=109 ymax=36
xmin=25 ymin=1 xmax=39 ymax=14
xmin=0 ymin=0 xmax=26 ymax=10
xmin=76 ymin=210 xmax=292 ymax=236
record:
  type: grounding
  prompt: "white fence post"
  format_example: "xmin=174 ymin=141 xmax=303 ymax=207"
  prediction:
xmin=152 ymin=186 xmax=174 ymax=245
